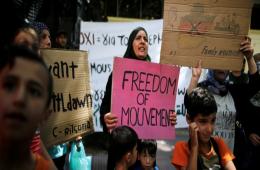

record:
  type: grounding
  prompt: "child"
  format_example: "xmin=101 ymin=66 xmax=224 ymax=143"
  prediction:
xmin=107 ymin=125 xmax=139 ymax=170
xmin=134 ymin=139 xmax=159 ymax=170
xmin=0 ymin=45 xmax=56 ymax=170
xmin=171 ymin=87 xmax=236 ymax=170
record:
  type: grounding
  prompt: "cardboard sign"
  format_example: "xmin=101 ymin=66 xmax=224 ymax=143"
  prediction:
xmin=40 ymin=49 xmax=93 ymax=147
xmin=160 ymin=0 xmax=253 ymax=71
xmin=112 ymin=57 xmax=180 ymax=139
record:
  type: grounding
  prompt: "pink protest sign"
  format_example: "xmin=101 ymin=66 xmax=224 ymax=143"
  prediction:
xmin=111 ymin=57 xmax=180 ymax=139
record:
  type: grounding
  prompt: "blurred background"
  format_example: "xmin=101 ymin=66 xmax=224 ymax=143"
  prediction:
xmin=3 ymin=0 xmax=259 ymax=49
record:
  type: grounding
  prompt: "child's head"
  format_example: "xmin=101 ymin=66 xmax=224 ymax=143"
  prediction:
xmin=137 ymin=139 xmax=157 ymax=170
xmin=185 ymin=87 xmax=217 ymax=120
xmin=0 ymin=45 xmax=53 ymax=143
xmin=108 ymin=125 xmax=139 ymax=170
xmin=184 ymin=87 xmax=217 ymax=142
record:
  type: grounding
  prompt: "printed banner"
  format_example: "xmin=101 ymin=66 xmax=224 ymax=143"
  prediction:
xmin=40 ymin=49 xmax=93 ymax=147
xmin=112 ymin=57 xmax=180 ymax=139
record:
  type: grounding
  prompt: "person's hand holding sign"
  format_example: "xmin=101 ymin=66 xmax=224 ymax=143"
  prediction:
xmin=240 ymin=36 xmax=254 ymax=60
xmin=104 ymin=112 xmax=118 ymax=132
xmin=170 ymin=111 xmax=177 ymax=125
xmin=240 ymin=36 xmax=257 ymax=75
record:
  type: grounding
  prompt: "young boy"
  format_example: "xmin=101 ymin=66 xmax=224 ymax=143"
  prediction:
xmin=171 ymin=87 xmax=236 ymax=170
xmin=107 ymin=125 xmax=139 ymax=170
xmin=0 ymin=45 xmax=56 ymax=170
xmin=134 ymin=139 xmax=159 ymax=170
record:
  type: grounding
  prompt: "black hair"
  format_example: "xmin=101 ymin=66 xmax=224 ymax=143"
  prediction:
xmin=123 ymin=27 xmax=151 ymax=61
xmin=56 ymin=30 xmax=68 ymax=38
xmin=184 ymin=87 xmax=217 ymax=119
xmin=0 ymin=1 xmax=26 ymax=50
xmin=0 ymin=45 xmax=53 ymax=107
xmin=107 ymin=125 xmax=139 ymax=170
xmin=137 ymin=139 xmax=157 ymax=157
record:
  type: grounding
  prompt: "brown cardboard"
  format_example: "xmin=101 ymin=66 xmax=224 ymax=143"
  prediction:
xmin=40 ymin=49 xmax=93 ymax=148
xmin=161 ymin=0 xmax=253 ymax=71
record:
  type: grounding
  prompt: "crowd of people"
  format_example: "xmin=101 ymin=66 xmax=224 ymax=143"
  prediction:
xmin=99 ymin=25 xmax=260 ymax=170
xmin=0 ymin=3 xmax=259 ymax=170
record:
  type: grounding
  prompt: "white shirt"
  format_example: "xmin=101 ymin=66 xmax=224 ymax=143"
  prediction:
xmin=213 ymin=92 xmax=236 ymax=151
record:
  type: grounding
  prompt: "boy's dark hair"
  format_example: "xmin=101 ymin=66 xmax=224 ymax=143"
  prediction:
xmin=107 ymin=125 xmax=138 ymax=170
xmin=138 ymin=139 xmax=157 ymax=157
xmin=56 ymin=30 xmax=68 ymax=38
xmin=184 ymin=87 xmax=217 ymax=119
xmin=0 ymin=45 xmax=53 ymax=107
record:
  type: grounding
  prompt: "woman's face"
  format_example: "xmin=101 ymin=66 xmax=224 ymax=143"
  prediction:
xmin=39 ymin=29 xmax=51 ymax=49
xmin=132 ymin=30 xmax=148 ymax=60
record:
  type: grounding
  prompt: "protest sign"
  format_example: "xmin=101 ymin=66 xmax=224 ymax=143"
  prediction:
xmin=112 ymin=57 xmax=180 ymax=139
xmin=40 ymin=49 xmax=93 ymax=147
xmin=161 ymin=0 xmax=253 ymax=71
xmin=80 ymin=20 xmax=163 ymax=131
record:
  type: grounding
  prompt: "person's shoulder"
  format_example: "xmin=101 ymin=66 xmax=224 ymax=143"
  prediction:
xmin=172 ymin=141 xmax=189 ymax=169
xmin=212 ymin=136 xmax=234 ymax=156
xmin=212 ymin=136 xmax=235 ymax=165
xmin=174 ymin=141 xmax=189 ymax=153
xmin=34 ymin=153 xmax=57 ymax=170
xmin=212 ymin=136 xmax=225 ymax=145
xmin=175 ymin=141 xmax=188 ymax=148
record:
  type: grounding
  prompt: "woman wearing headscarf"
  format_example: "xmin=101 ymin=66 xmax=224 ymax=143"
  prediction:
xmin=31 ymin=21 xmax=51 ymax=48
xmin=187 ymin=36 xmax=259 ymax=169
xmin=100 ymin=27 xmax=177 ymax=133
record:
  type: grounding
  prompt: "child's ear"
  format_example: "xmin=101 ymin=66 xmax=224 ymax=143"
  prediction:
xmin=126 ymin=152 xmax=132 ymax=163
xmin=186 ymin=114 xmax=192 ymax=124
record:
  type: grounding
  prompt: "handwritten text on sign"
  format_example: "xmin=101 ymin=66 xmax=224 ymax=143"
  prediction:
xmin=112 ymin=57 xmax=180 ymax=139
xmin=40 ymin=49 xmax=94 ymax=147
